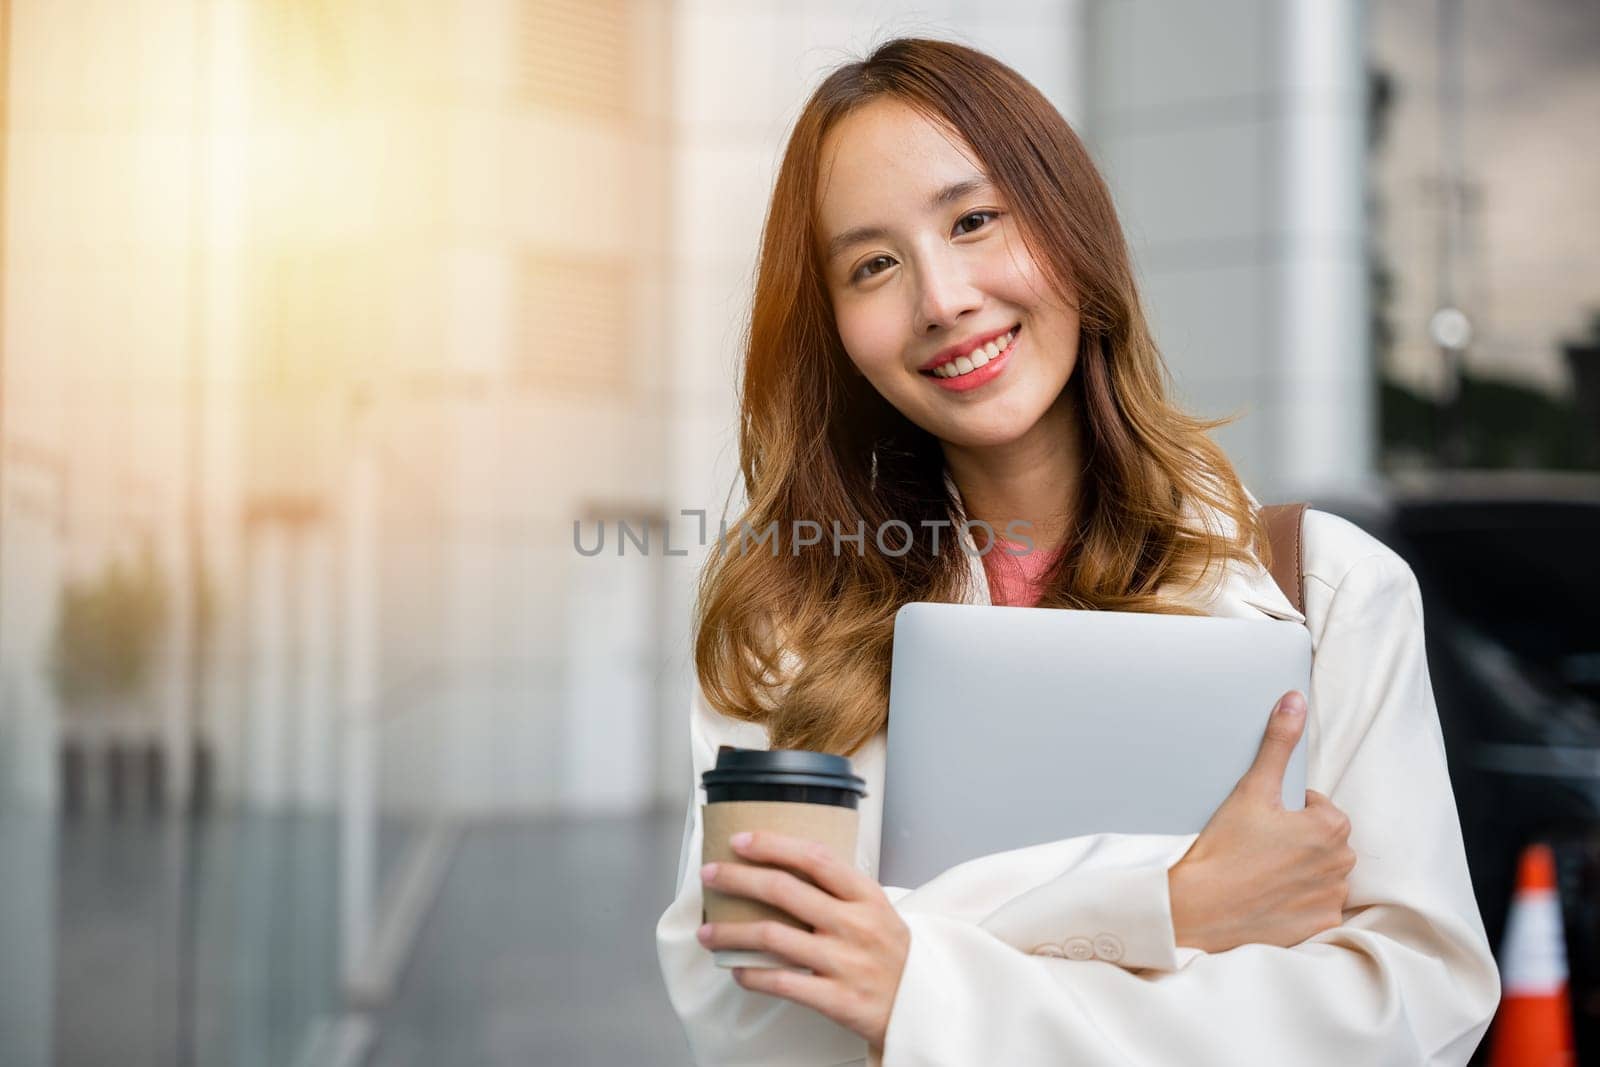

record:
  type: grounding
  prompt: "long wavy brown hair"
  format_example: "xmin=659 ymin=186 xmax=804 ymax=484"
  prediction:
xmin=694 ymin=37 xmax=1269 ymax=756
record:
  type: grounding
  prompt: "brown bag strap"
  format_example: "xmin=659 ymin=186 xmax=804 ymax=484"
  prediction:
xmin=1259 ymin=502 xmax=1309 ymax=617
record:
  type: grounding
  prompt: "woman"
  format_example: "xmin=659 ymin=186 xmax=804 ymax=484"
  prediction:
xmin=656 ymin=37 xmax=1498 ymax=1066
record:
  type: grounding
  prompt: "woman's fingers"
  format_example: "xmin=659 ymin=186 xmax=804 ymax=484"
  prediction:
xmin=1306 ymin=791 xmax=1353 ymax=842
xmin=730 ymin=966 xmax=860 ymax=1031
xmin=698 ymin=918 xmax=835 ymax=974
xmin=729 ymin=831 xmax=873 ymax=902
xmin=697 ymin=838 xmax=910 ymax=1051
xmin=702 ymin=858 xmax=842 ymax=930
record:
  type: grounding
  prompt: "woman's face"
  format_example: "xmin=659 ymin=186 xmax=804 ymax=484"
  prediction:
xmin=815 ymin=98 xmax=1080 ymax=450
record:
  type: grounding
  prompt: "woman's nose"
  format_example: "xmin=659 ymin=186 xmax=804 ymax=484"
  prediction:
xmin=913 ymin=253 xmax=982 ymax=333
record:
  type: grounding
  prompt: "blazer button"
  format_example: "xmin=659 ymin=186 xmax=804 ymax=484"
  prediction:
xmin=1063 ymin=937 xmax=1094 ymax=960
xmin=1031 ymin=943 xmax=1067 ymax=958
xmin=1094 ymin=934 xmax=1124 ymax=962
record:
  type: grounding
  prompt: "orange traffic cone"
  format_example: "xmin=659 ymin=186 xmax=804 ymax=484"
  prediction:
xmin=1489 ymin=842 xmax=1575 ymax=1066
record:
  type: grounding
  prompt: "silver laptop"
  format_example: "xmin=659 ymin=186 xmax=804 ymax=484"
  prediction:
xmin=880 ymin=602 xmax=1312 ymax=888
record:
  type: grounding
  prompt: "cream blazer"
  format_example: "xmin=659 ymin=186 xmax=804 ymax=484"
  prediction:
xmin=656 ymin=502 xmax=1501 ymax=1066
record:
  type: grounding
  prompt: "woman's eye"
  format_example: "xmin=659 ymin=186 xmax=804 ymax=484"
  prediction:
xmin=853 ymin=255 xmax=895 ymax=282
xmin=955 ymin=210 xmax=999 ymax=235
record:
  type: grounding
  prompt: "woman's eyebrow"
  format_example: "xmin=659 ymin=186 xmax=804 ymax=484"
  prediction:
xmin=825 ymin=176 xmax=994 ymax=262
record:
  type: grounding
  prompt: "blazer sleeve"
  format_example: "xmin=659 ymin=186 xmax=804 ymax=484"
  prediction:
xmin=657 ymin=687 xmax=1188 ymax=1065
xmin=876 ymin=552 xmax=1502 ymax=1067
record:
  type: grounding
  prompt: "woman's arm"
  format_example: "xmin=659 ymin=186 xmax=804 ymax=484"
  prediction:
xmin=876 ymin=551 xmax=1500 ymax=1066
xmin=661 ymin=657 xmax=1359 ymax=1062
xmin=970 ymin=690 xmax=1355 ymax=967
xmin=658 ymin=684 xmax=1198 ymax=1064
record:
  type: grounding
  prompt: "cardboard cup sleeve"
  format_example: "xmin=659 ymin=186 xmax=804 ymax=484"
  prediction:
xmin=702 ymin=800 xmax=860 ymax=970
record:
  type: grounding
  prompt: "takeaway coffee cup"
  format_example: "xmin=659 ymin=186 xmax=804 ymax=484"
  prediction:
xmin=701 ymin=746 xmax=868 ymax=969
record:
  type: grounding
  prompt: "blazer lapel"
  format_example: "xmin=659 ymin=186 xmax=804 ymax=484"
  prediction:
xmin=1165 ymin=554 xmax=1308 ymax=624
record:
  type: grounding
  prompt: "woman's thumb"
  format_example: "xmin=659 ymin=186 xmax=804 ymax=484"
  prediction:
xmin=1243 ymin=691 xmax=1306 ymax=799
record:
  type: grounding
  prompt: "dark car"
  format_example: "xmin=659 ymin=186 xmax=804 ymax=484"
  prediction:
xmin=1319 ymin=473 xmax=1600 ymax=1062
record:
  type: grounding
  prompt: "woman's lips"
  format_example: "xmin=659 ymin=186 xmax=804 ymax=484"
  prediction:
xmin=924 ymin=327 xmax=1019 ymax=393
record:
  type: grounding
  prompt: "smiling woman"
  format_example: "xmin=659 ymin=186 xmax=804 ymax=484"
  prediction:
xmin=657 ymin=35 xmax=1497 ymax=1067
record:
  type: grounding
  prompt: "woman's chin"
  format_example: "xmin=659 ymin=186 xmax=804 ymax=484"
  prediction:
xmin=931 ymin=417 xmax=1041 ymax=452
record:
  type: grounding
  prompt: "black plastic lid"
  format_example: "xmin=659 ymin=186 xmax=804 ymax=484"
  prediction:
xmin=701 ymin=746 xmax=867 ymax=796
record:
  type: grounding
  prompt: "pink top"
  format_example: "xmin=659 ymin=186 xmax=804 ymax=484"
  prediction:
xmin=980 ymin=536 xmax=1060 ymax=607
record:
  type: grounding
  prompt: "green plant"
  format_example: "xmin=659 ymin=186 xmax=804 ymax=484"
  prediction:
xmin=50 ymin=539 xmax=169 ymax=713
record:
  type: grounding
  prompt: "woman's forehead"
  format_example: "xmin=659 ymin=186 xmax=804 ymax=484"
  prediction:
xmin=815 ymin=101 xmax=989 ymax=241
xmin=818 ymin=100 xmax=982 ymax=196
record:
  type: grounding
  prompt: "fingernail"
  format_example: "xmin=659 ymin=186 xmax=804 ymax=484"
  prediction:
xmin=700 ymin=862 xmax=718 ymax=881
xmin=697 ymin=924 xmax=712 ymax=944
xmin=1281 ymin=693 xmax=1305 ymax=717
xmin=730 ymin=832 xmax=752 ymax=849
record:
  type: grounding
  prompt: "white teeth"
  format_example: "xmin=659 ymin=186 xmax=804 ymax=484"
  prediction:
xmin=930 ymin=328 xmax=1015 ymax=379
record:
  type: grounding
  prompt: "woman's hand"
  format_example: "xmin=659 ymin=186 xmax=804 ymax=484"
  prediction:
xmin=1167 ymin=690 xmax=1357 ymax=954
xmin=698 ymin=831 xmax=909 ymax=1053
